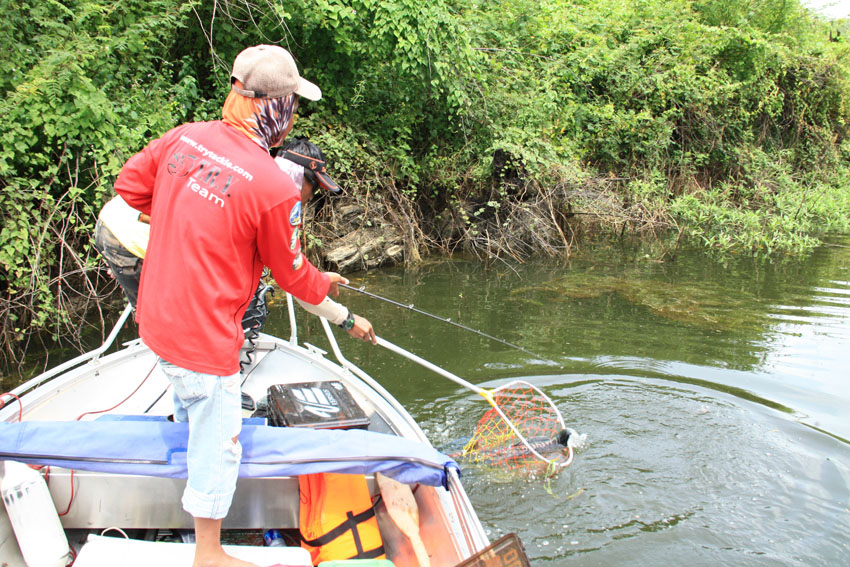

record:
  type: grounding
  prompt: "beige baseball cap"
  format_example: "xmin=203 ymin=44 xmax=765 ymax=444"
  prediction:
xmin=230 ymin=45 xmax=322 ymax=101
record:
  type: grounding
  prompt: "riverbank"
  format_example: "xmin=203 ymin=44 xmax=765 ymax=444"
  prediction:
xmin=3 ymin=0 xmax=850 ymax=378
xmin=303 ymin=166 xmax=850 ymax=273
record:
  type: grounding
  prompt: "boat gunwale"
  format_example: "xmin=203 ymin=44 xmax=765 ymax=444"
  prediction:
xmin=0 ymin=296 xmax=492 ymax=563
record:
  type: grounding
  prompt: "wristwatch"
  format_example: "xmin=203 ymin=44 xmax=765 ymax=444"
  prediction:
xmin=340 ymin=311 xmax=355 ymax=331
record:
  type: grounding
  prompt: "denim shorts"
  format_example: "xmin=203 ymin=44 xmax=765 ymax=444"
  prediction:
xmin=93 ymin=219 xmax=143 ymax=306
xmin=159 ymin=360 xmax=243 ymax=520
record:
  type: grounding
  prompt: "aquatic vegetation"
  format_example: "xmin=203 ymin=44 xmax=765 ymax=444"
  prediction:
xmin=511 ymin=272 xmax=766 ymax=331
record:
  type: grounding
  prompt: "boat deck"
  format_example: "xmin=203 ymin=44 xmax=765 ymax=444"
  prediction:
xmin=1 ymin=323 xmax=487 ymax=566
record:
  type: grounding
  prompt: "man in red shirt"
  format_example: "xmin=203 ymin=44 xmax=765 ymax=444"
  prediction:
xmin=115 ymin=45 xmax=375 ymax=567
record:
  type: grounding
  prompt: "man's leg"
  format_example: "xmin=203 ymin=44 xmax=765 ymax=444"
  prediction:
xmin=159 ymin=361 xmax=253 ymax=567
xmin=193 ymin=517 xmax=254 ymax=567
xmin=93 ymin=220 xmax=142 ymax=306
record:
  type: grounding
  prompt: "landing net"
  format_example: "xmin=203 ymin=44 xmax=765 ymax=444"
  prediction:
xmin=462 ymin=380 xmax=573 ymax=471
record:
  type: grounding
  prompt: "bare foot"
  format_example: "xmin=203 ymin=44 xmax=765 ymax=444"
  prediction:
xmin=192 ymin=547 xmax=255 ymax=567
xmin=191 ymin=517 xmax=255 ymax=567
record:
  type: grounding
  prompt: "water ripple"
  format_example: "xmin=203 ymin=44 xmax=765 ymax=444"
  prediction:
xmin=427 ymin=375 xmax=850 ymax=567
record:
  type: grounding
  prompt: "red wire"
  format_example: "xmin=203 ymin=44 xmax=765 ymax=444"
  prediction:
xmin=3 ymin=362 xmax=156 ymax=547
xmin=62 ymin=359 xmax=157 ymax=519
xmin=75 ymin=359 xmax=158 ymax=421
xmin=41 ymin=466 xmax=76 ymax=517
xmin=0 ymin=392 xmax=23 ymax=422
xmin=57 ymin=469 xmax=76 ymax=517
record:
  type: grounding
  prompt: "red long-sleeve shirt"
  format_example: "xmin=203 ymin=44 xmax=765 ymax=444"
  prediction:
xmin=115 ymin=121 xmax=329 ymax=374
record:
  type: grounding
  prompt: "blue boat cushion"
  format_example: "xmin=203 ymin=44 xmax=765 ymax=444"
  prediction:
xmin=95 ymin=415 xmax=268 ymax=426
xmin=0 ymin=421 xmax=458 ymax=488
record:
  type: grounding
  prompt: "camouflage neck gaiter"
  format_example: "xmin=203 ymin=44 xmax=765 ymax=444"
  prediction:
xmin=221 ymin=89 xmax=296 ymax=150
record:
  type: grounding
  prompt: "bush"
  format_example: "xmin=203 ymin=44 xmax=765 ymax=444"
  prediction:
xmin=2 ymin=0 xmax=849 ymax=373
xmin=0 ymin=0 xmax=193 ymax=367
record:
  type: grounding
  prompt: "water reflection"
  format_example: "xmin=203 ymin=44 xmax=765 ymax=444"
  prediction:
xmin=279 ymin=236 xmax=850 ymax=566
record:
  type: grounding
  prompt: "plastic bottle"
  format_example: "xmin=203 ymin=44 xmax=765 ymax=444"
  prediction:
xmin=1 ymin=460 xmax=71 ymax=567
xmin=264 ymin=528 xmax=285 ymax=547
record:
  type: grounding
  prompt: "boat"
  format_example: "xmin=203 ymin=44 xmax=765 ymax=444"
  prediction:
xmin=0 ymin=293 xmax=532 ymax=566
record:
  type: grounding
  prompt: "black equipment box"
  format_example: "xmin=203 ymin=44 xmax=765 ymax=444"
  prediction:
xmin=266 ymin=381 xmax=370 ymax=430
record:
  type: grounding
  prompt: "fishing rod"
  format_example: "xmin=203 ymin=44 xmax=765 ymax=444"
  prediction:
xmin=339 ymin=283 xmax=552 ymax=362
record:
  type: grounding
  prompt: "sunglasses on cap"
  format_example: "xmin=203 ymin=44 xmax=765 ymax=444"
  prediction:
xmin=280 ymin=150 xmax=341 ymax=194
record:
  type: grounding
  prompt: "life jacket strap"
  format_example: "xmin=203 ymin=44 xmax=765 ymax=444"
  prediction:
xmin=302 ymin=506 xmax=385 ymax=558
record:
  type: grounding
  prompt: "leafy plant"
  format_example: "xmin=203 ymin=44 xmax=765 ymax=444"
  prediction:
xmin=0 ymin=0 xmax=195 ymax=370
xmin=2 ymin=0 xmax=850 ymax=376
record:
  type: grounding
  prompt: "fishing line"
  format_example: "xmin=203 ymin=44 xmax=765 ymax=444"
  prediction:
xmin=340 ymin=283 xmax=551 ymax=361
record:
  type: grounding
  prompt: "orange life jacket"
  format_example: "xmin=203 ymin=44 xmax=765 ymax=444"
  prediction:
xmin=299 ymin=472 xmax=386 ymax=564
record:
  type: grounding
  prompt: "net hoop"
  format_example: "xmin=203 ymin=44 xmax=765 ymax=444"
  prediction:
xmin=464 ymin=380 xmax=574 ymax=470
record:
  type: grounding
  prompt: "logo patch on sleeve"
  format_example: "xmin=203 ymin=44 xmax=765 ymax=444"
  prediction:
xmin=292 ymin=254 xmax=304 ymax=271
xmin=289 ymin=202 xmax=302 ymax=226
xmin=290 ymin=227 xmax=300 ymax=251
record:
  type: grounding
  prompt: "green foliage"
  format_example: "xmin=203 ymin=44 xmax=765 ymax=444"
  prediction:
xmin=285 ymin=0 xmax=475 ymax=187
xmin=670 ymin=147 xmax=850 ymax=255
xmin=457 ymin=0 xmax=849 ymax=254
xmin=3 ymin=0 xmax=850 ymax=371
xmin=0 ymin=0 xmax=196 ymax=364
